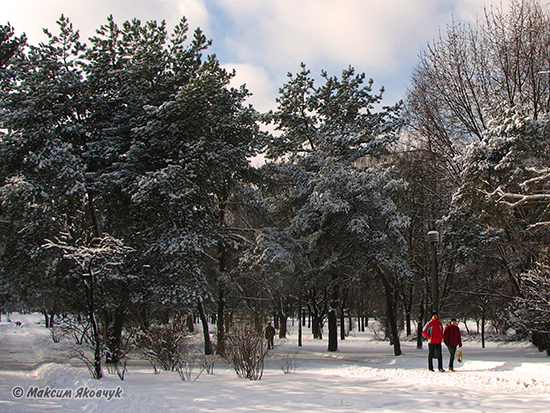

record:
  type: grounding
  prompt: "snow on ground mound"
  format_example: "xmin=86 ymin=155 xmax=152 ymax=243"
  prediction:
xmin=333 ymin=362 xmax=550 ymax=394
xmin=1 ymin=313 xmax=550 ymax=412
xmin=30 ymin=363 xmax=90 ymax=388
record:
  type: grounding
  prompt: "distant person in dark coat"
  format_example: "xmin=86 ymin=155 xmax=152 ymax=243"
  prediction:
xmin=444 ymin=318 xmax=462 ymax=371
xmin=423 ymin=312 xmax=444 ymax=372
xmin=265 ymin=322 xmax=276 ymax=349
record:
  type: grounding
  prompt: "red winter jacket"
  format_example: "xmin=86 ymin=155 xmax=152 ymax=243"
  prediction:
xmin=443 ymin=323 xmax=462 ymax=347
xmin=422 ymin=319 xmax=444 ymax=344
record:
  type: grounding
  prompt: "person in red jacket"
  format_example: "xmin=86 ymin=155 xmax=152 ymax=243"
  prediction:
xmin=443 ymin=318 xmax=462 ymax=372
xmin=423 ymin=312 xmax=444 ymax=372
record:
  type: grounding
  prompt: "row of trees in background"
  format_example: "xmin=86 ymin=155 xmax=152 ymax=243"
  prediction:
xmin=406 ymin=0 xmax=550 ymax=346
xmin=1 ymin=0 xmax=549 ymax=378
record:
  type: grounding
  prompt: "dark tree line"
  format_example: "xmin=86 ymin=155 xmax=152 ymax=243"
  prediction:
xmin=2 ymin=0 xmax=550 ymax=379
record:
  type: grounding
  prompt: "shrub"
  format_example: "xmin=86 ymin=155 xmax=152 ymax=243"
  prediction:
xmin=224 ymin=317 xmax=270 ymax=380
xmin=135 ymin=316 xmax=192 ymax=373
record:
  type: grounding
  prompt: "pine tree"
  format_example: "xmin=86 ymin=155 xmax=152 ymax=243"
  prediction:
xmin=263 ymin=64 xmax=408 ymax=354
xmin=0 ymin=15 xmax=90 ymax=325
xmin=0 ymin=14 xmax=265 ymax=369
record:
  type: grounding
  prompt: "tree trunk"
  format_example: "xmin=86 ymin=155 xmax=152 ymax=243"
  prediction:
xmin=197 ymin=299 xmax=213 ymax=355
xmin=404 ymin=282 xmax=413 ymax=336
xmin=42 ymin=302 xmax=59 ymax=328
xmin=187 ymin=312 xmax=195 ymax=333
xmin=327 ymin=308 xmax=338 ymax=351
xmin=85 ymin=187 xmax=103 ymax=379
xmin=216 ymin=186 xmax=229 ymax=356
xmin=104 ymin=306 xmax=125 ymax=364
xmin=374 ymin=265 xmax=402 ymax=356
xmin=462 ymin=319 xmax=471 ymax=334
xmin=298 ymin=293 xmax=302 ymax=347
xmin=278 ymin=310 xmax=288 ymax=338
xmin=340 ymin=306 xmax=346 ymax=340
xmin=311 ymin=312 xmax=323 ymax=339
xmin=90 ymin=311 xmax=103 ymax=379
xmin=416 ymin=299 xmax=425 ymax=350
xmin=387 ymin=298 xmax=401 ymax=355
xmin=216 ymin=283 xmax=225 ymax=355
xmin=86 ymin=268 xmax=102 ymax=379
xmin=481 ymin=307 xmax=486 ymax=349
xmin=42 ymin=307 xmax=50 ymax=328
xmin=328 ymin=274 xmax=339 ymax=352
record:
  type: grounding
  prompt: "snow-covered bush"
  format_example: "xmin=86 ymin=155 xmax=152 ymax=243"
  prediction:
xmin=135 ymin=317 xmax=193 ymax=373
xmin=224 ymin=317 xmax=270 ymax=380
xmin=279 ymin=350 xmax=299 ymax=374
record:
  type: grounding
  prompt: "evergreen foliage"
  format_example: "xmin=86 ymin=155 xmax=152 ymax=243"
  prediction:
xmin=0 ymin=14 xmax=264 ymax=373
xmin=262 ymin=63 xmax=408 ymax=353
xmin=3 ymin=0 xmax=550 ymax=372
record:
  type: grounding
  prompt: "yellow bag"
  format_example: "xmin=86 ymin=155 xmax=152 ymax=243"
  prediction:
xmin=457 ymin=349 xmax=463 ymax=362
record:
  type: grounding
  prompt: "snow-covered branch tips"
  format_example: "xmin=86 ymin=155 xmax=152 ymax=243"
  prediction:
xmin=43 ymin=235 xmax=134 ymax=275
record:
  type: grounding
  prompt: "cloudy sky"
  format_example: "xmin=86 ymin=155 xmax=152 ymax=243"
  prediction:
xmin=1 ymin=0 xmax=511 ymax=112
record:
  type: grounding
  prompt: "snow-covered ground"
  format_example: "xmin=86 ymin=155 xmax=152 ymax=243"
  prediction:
xmin=1 ymin=313 xmax=550 ymax=412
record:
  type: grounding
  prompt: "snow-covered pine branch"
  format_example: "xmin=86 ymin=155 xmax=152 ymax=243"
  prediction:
xmin=488 ymin=185 xmax=550 ymax=208
xmin=43 ymin=235 xmax=134 ymax=274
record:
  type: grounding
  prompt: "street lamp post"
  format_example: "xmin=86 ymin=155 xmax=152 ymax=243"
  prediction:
xmin=427 ymin=230 xmax=440 ymax=314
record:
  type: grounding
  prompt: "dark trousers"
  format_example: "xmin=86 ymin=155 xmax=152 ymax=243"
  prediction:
xmin=428 ymin=343 xmax=443 ymax=371
xmin=447 ymin=345 xmax=457 ymax=369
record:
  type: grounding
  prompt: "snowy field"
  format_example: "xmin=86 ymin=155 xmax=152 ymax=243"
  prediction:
xmin=1 ymin=313 xmax=550 ymax=412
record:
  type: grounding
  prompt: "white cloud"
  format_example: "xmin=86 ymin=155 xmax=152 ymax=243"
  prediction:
xmin=453 ymin=0 xmax=512 ymax=21
xmin=210 ymin=0 xmax=515 ymax=103
xmin=224 ymin=63 xmax=278 ymax=113
xmin=214 ymin=1 xmax=442 ymax=70
xmin=1 ymin=0 xmax=517 ymax=106
xmin=172 ymin=0 xmax=210 ymax=32
xmin=215 ymin=0 xmax=512 ymax=70
xmin=0 ymin=0 xmax=209 ymax=43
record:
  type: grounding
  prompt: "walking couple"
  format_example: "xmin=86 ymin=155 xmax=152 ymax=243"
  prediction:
xmin=422 ymin=312 xmax=462 ymax=372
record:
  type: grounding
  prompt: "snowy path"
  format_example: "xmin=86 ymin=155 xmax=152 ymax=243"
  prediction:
xmin=1 ymin=314 xmax=550 ymax=412
xmin=0 ymin=316 xmax=78 ymax=371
